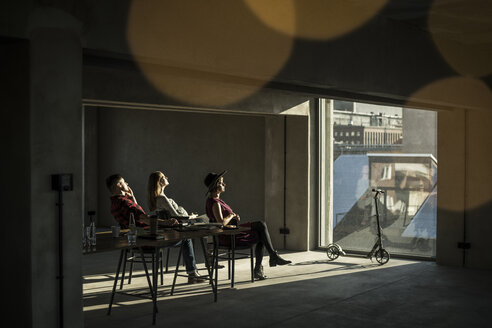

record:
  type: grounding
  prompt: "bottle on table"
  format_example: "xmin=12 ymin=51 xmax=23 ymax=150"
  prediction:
xmin=89 ymin=218 xmax=97 ymax=250
xmin=128 ymin=213 xmax=137 ymax=245
xmin=82 ymin=223 xmax=86 ymax=252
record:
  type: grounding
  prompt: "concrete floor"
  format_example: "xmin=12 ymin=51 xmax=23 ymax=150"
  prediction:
xmin=83 ymin=249 xmax=492 ymax=328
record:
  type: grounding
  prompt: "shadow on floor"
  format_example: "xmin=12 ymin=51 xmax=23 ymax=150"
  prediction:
xmin=83 ymin=251 xmax=492 ymax=328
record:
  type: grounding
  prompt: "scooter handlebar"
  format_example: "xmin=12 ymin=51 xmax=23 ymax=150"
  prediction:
xmin=372 ymin=188 xmax=385 ymax=193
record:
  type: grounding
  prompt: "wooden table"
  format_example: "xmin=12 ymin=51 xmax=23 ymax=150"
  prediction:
xmin=85 ymin=226 xmax=248 ymax=325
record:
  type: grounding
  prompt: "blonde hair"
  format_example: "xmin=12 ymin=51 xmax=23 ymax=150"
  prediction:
xmin=147 ymin=171 xmax=165 ymax=211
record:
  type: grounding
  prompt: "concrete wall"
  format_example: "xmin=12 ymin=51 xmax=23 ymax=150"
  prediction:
xmin=86 ymin=105 xmax=311 ymax=252
xmin=263 ymin=114 xmax=311 ymax=251
xmin=437 ymin=108 xmax=492 ymax=270
xmin=93 ymin=107 xmax=266 ymax=227
xmin=84 ymin=107 xmax=98 ymax=225
xmin=2 ymin=13 xmax=85 ymax=328
xmin=1 ymin=37 xmax=32 ymax=328
xmin=466 ymin=109 xmax=492 ymax=269
xmin=82 ymin=56 xmax=312 ymax=116
xmin=465 ymin=111 xmax=492 ymax=270
xmin=2 ymin=2 xmax=490 ymax=110
xmin=29 ymin=24 xmax=84 ymax=328
xmin=437 ymin=109 xmax=465 ymax=266
xmin=264 ymin=116 xmax=286 ymax=250
xmin=285 ymin=115 xmax=310 ymax=250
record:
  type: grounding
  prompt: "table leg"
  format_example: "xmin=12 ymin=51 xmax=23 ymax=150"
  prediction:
xmin=213 ymin=236 xmax=218 ymax=302
xmin=119 ymin=248 xmax=128 ymax=290
xmin=231 ymin=235 xmax=236 ymax=288
xmin=170 ymin=243 xmax=184 ymax=296
xmin=135 ymin=248 xmax=158 ymax=325
xmin=153 ymin=247 xmax=159 ymax=325
xmin=200 ymin=237 xmax=216 ymax=299
xmin=138 ymin=249 xmax=154 ymax=298
xmin=107 ymin=249 xmax=125 ymax=315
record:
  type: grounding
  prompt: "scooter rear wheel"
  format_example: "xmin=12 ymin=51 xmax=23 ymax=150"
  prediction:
xmin=326 ymin=245 xmax=340 ymax=260
xmin=375 ymin=248 xmax=390 ymax=265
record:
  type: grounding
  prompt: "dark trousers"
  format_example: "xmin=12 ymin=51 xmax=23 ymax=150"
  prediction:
xmin=250 ymin=221 xmax=276 ymax=269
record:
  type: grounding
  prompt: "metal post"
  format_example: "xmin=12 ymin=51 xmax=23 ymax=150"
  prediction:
xmin=56 ymin=190 xmax=64 ymax=328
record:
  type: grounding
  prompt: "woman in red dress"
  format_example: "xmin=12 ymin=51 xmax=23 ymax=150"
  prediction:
xmin=204 ymin=171 xmax=291 ymax=280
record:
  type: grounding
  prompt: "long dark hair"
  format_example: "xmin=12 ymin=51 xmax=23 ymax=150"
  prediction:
xmin=147 ymin=171 xmax=164 ymax=211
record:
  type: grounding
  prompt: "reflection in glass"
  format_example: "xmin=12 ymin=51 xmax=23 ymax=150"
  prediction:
xmin=333 ymin=154 xmax=437 ymax=258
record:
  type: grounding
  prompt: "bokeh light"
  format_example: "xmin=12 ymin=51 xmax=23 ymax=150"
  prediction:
xmin=407 ymin=77 xmax=492 ymax=112
xmin=127 ymin=0 xmax=293 ymax=107
xmin=408 ymin=77 xmax=492 ymax=212
xmin=244 ymin=0 xmax=388 ymax=40
xmin=429 ymin=0 xmax=492 ymax=77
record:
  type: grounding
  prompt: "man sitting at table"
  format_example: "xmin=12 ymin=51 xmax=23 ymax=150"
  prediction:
xmin=106 ymin=174 xmax=205 ymax=284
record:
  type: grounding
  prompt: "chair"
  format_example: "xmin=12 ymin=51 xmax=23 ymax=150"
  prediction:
xmin=108 ymin=247 xmax=159 ymax=316
xmin=120 ymin=245 xmax=186 ymax=288
xmin=120 ymin=247 xmax=165 ymax=288
xmin=164 ymin=247 xmax=186 ymax=273
xmin=213 ymin=238 xmax=255 ymax=288
xmin=170 ymin=236 xmax=215 ymax=296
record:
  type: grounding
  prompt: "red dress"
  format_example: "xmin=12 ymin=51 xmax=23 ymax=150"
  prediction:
xmin=205 ymin=197 xmax=259 ymax=246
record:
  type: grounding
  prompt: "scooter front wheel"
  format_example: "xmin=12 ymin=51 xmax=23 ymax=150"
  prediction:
xmin=375 ymin=248 xmax=390 ymax=265
xmin=326 ymin=245 xmax=340 ymax=260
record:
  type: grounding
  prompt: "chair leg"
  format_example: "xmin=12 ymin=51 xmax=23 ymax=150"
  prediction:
xmin=200 ymin=237 xmax=213 ymax=286
xmin=108 ymin=249 xmax=125 ymax=315
xmin=165 ymin=248 xmax=170 ymax=273
xmin=140 ymin=249 xmax=154 ymax=297
xmin=250 ymin=246 xmax=254 ymax=282
xmin=231 ymin=237 xmax=236 ymax=288
xmin=119 ymin=248 xmax=128 ymax=289
xmin=227 ymin=251 xmax=231 ymax=280
xmin=128 ymin=250 xmax=135 ymax=285
xmin=207 ymin=242 xmax=215 ymax=272
xmin=160 ymin=249 xmax=164 ymax=285
xmin=170 ymin=243 xmax=184 ymax=296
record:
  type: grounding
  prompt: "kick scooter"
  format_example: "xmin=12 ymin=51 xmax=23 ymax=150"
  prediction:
xmin=326 ymin=188 xmax=390 ymax=265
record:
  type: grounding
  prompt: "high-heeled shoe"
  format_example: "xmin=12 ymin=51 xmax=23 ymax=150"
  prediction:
xmin=269 ymin=251 xmax=292 ymax=267
xmin=254 ymin=265 xmax=267 ymax=280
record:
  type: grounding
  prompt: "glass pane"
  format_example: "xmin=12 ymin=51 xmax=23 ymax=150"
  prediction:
xmin=329 ymin=102 xmax=437 ymax=258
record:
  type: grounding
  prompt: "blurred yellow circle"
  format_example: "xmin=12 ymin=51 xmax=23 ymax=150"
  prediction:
xmin=408 ymin=77 xmax=492 ymax=212
xmin=244 ymin=0 xmax=387 ymax=40
xmin=127 ymin=0 xmax=293 ymax=107
xmin=407 ymin=77 xmax=492 ymax=111
xmin=429 ymin=0 xmax=492 ymax=77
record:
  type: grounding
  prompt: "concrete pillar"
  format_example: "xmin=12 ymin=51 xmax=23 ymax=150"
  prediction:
xmin=285 ymin=115 xmax=310 ymax=250
xmin=265 ymin=116 xmax=286 ymax=249
xmin=463 ymin=109 xmax=492 ymax=269
xmin=28 ymin=7 xmax=83 ymax=328
xmin=318 ymin=99 xmax=334 ymax=246
xmin=437 ymin=109 xmax=465 ymax=267
xmin=309 ymin=101 xmax=319 ymax=250
xmin=264 ymin=112 xmax=310 ymax=251
xmin=437 ymin=108 xmax=492 ymax=269
xmin=2 ymin=37 xmax=32 ymax=328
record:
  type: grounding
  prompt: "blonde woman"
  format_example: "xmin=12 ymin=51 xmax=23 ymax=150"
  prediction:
xmin=146 ymin=171 xmax=204 ymax=283
xmin=147 ymin=171 xmax=198 ymax=220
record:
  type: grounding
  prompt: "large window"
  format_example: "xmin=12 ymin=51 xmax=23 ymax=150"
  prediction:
xmin=323 ymin=100 xmax=437 ymax=258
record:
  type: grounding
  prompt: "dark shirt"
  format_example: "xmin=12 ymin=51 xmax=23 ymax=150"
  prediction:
xmin=205 ymin=197 xmax=258 ymax=246
xmin=205 ymin=197 xmax=234 ymax=222
xmin=110 ymin=194 xmax=147 ymax=228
